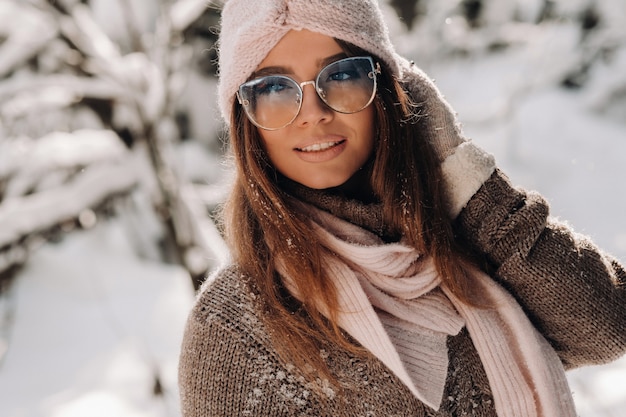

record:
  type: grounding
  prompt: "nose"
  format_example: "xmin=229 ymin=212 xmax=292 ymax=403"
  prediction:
xmin=294 ymin=81 xmax=333 ymax=127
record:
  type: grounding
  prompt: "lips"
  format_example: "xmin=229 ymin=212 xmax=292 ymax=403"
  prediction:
xmin=293 ymin=136 xmax=348 ymax=163
xmin=296 ymin=140 xmax=346 ymax=152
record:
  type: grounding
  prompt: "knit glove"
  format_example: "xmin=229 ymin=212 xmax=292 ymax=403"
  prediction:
xmin=399 ymin=58 xmax=466 ymax=160
xmin=399 ymin=58 xmax=496 ymax=218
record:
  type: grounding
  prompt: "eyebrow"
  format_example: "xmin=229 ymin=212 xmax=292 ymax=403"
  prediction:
xmin=249 ymin=52 xmax=349 ymax=80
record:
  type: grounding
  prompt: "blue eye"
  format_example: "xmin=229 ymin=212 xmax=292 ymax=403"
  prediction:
xmin=327 ymin=70 xmax=360 ymax=82
xmin=255 ymin=77 xmax=293 ymax=95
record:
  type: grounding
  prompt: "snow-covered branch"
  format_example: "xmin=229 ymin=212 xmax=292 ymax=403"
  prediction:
xmin=0 ymin=0 xmax=226 ymax=282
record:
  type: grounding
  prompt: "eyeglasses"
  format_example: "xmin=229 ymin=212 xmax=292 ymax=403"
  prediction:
xmin=237 ymin=56 xmax=381 ymax=130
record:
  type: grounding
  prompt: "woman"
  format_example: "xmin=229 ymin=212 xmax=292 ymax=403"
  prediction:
xmin=178 ymin=0 xmax=626 ymax=416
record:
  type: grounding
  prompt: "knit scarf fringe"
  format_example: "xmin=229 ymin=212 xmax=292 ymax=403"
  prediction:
xmin=279 ymin=202 xmax=577 ymax=417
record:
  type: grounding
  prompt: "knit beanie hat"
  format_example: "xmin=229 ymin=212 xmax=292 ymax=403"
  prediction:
xmin=217 ymin=0 xmax=402 ymax=124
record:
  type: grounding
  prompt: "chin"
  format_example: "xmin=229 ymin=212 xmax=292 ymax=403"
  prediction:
xmin=305 ymin=182 xmax=343 ymax=190
xmin=298 ymin=177 xmax=347 ymax=190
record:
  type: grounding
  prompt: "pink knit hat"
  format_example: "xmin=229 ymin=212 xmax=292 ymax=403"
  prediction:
xmin=217 ymin=0 xmax=402 ymax=124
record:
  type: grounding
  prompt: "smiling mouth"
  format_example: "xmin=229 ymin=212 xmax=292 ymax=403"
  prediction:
xmin=296 ymin=140 xmax=346 ymax=152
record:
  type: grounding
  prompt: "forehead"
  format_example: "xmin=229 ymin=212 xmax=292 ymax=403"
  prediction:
xmin=256 ymin=29 xmax=344 ymax=73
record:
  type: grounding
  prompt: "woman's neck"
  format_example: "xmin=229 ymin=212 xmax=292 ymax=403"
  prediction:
xmin=325 ymin=167 xmax=378 ymax=204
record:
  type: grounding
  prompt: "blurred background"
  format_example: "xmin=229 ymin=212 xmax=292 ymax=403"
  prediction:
xmin=0 ymin=0 xmax=624 ymax=416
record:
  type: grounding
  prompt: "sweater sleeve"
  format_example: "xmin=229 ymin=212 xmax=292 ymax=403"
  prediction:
xmin=456 ymin=168 xmax=626 ymax=369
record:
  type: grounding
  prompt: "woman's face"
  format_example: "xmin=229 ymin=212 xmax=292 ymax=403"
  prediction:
xmin=254 ymin=29 xmax=375 ymax=190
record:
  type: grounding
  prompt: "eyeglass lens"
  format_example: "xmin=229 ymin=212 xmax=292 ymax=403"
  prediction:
xmin=238 ymin=57 xmax=377 ymax=130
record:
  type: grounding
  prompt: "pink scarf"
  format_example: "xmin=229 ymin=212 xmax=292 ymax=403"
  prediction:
xmin=280 ymin=203 xmax=576 ymax=416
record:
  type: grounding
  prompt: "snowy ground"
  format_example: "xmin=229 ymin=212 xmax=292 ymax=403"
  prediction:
xmin=1 ymin=6 xmax=626 ymax=417
xmin=0 ymin=219 xmax=195 ymax=417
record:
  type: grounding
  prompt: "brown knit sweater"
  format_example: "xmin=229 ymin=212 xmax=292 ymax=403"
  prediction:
xmin=178 ymin=169 xmax=626 ymax=416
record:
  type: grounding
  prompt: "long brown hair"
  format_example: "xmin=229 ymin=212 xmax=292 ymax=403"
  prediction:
xmin=220 ymin=41 xmax=479 ymax=383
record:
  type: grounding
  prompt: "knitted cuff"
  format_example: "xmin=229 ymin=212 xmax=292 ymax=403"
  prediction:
xmin=455 ymin=169 xmax=525 ymax=256
xmin=440 ymin=142 xmax=496 ymax=218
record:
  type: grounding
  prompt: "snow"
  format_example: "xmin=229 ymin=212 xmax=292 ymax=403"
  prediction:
xmin=1 ymin=1 xmax=625 ymax=416
xmin=0 ymin=129 xmax=139 ymax=249
xmin=0 ymin=218 xmax=194 ymax=417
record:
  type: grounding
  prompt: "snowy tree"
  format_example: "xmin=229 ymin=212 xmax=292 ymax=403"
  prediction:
xmin=0 ymin=0 xmax=229 ymax=291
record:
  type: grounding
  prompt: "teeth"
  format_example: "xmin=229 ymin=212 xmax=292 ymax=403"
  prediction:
xmin=299 ymin=141 xmax=341 ymax=152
